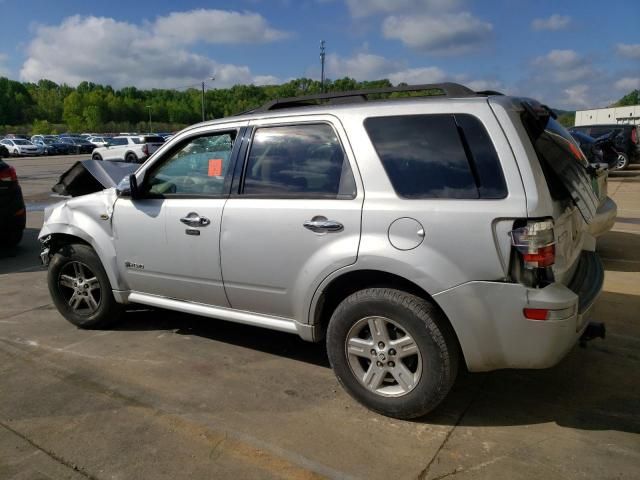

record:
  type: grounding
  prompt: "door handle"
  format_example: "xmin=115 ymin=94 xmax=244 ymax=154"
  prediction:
xmin=180 ymin=212 xmax=211 ymax=227
xmin=303 ymin=217 xmax=343 ymax=233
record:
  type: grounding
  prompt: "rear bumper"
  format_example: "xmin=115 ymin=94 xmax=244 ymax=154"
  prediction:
xmin=588 ymin=197 xmax=617 ymax=237
xmin=434 ymin=251 xmax=604 ymax=372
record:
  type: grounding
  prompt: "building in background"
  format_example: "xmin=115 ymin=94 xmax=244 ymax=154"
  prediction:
xmin=575 ymin=105 xmax=640 ymax=126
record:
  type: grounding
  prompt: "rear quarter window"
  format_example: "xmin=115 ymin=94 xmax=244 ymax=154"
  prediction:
xmin=364 ymin=114 xmax=507 ymax=199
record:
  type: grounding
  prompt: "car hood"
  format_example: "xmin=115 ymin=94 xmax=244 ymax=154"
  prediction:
xmin=52 ymin=159 xmax=138 ymax=197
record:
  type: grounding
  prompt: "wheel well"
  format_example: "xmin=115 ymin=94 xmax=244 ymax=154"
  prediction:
xmin=315 ymin=270 xmax=432 ymax=331
xmin=48 ymin=233 xmax=90 ymax=254
xmin=314 ymin=269 xmax=464 ymax=364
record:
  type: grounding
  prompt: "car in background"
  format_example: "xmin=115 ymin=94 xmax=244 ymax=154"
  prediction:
xmin=59 ymin=136 xmax=96 ymax=154
xmin=32 ymin=136 xmax=73 ymax=155
xmin=0 ymin=138 xmax=41 ymax=156
xmin=91 ymin=135 xmax=165 ymax=163
xmin=87 ymin=136 xmax=111 ymax=148
xmin=570 ymin=124 xmax=639 ymax=170
xmin=571 ymin=131 xmax=621 ymax=170
xmin=0 ymin=159 xmax=26 ymax=246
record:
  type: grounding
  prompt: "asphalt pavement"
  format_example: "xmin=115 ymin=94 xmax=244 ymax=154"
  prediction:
xmin=1 ymin=155 xmax=639 ymax=479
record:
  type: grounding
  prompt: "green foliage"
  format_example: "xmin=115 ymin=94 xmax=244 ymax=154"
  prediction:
xmin=4 ymin=75 xmax=636 ymax=135
xmin=613 ymin=89 xmax=639 ymax=107
xmin=31 ymin=119 xmax=54 ymax=134
xmin=557 ymin=112 xmax=575 ymax=127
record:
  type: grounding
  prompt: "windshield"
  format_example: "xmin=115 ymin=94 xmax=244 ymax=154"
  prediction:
xmin=14 ymin=139 xmax=31 ymax=145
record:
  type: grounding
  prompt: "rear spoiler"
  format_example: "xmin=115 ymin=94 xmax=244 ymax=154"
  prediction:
xmin=52 ymin=160 xmax=138 ymax=197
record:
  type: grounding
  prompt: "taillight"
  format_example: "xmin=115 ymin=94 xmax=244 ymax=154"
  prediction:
xmin=510 ymin=219 xmax=556 ymax=269
xmin=0 ymin=166 xmax=18 ymax=183
xmin=142 ymin=144 xmax=149 ymax=155
xmin=632 ymin=127 xmax=637 ymax=145
xmin=523 ymin=305 xmax=575 ymax=321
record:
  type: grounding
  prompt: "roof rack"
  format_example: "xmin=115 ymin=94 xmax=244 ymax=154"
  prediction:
xmin=252 ymin=82 xmax=483 ymax=113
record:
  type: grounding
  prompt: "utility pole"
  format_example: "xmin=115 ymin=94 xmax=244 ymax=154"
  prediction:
xmin=201 ymin=81 xmax=205 ymax=122
xmin=320 ymin=40 xmax=326 ymax=93
xmin=201 ymin=76 xmax=216 ymax=122
xmin=145 ymin=105 xmax=152 ymax=133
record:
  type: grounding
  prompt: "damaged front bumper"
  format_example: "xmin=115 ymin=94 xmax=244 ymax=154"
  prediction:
xmin=40 ymin=235 xmax=51 ymax=266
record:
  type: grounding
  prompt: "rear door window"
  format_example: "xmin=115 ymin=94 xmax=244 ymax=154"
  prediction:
xmin=242 ymin=123 xmax=356 ymax=199
xmin=364 ymin=114 xmax=507 ymax=199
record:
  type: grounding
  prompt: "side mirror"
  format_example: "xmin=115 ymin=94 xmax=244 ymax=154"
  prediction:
xmin=117 ymin=174 xmax=141 ymax=199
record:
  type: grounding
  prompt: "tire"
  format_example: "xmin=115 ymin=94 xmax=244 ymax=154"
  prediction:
xmin=326 ymin=288 xmax=459 ymax=419
xmin=1 ymin=229 xmax=23 ymax=247
xmin=12 ymin=149 xmax=19 ymax=157
xmin=47 ymin=243 xmax=124 ymax=329
xmin=125 ymin=153 xmax=137 ymax=163
xmin=615 ymin=153 xmax=629 ymax=171
xmin=92 ymin=153 xmax=103 ymax=161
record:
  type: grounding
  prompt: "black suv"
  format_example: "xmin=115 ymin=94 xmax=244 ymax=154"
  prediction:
xmin=0 ymin=159 xmax=26 ymax=246
xmin=569 ymin=124 xmax=639 ymax=170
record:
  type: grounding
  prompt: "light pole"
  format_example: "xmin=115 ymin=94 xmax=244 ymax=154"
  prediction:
xmin=202 ymin=76 xmax=216 ymax=121
xmin=320 ymin=40 xmax=326 ymax=93
xmin=145 ymin=105 xmax=152 ymax=133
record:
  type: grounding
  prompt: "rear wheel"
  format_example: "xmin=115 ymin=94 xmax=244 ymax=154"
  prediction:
xmin=48 ymin=243 xmax=123 ymax=329
xmin=615 ymin=153 xmax=629 ymax=171
xmin=125 ymin=153 xmax=137 ymax=163
xmin=326 ymin=288 xmax=459 ymax=419
xmin=92 ymin=153 xmax=103 ymax=161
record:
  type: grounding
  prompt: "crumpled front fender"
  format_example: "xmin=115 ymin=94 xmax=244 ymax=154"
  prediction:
xmin=39 ymin=189 xmax=128 ymax=291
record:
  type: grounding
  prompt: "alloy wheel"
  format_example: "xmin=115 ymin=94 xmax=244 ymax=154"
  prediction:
xmin=345 ymin=316 xmax=422 ymax=397
xmin=58 ymin=261 xmax=102 ymax=314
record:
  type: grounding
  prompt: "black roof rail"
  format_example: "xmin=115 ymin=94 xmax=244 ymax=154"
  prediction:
xmin=252 ymin=82 xmax=479 ymax=113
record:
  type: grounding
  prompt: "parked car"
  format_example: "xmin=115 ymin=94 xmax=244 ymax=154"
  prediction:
xmin=91 ymin=135 xmax=165 ymax=163
xmin=0 ymin=159 xmax=26 ymax=246
xmin=87 ymin=136 xmax=111 ymax=148
xmin=40 ymin=84 xmax=609 ymax=419
xmin=0 ymin=138 xmax=41 ymax=156
xmin=32 ymin=136 xmax=73 ymax=155
xmin=570 ymin=124 xmax=639 ymax=170
xmin=59 ymin=136 xmax=95 ymax=154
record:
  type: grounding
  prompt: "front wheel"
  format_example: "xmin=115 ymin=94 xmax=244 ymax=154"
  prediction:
xmin=47 ymin=244 xmax=124 ymax=329
xmin=615 ymin=153 xmax=629 ymax=171
xmin=92 ymin=153 xmax=103 ymax=161
xmin=326 ymin=288 xmax=459 ymax=419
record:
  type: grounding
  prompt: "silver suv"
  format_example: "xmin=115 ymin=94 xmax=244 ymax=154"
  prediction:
xmin=39 ymin=83 xmax=611 ymax=419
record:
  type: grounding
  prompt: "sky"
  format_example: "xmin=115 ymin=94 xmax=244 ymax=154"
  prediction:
xmin=0 ymin=0 xmax=638 ymax=110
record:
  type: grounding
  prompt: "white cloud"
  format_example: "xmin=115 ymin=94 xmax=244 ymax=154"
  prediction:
xmin=387 ymin=66 xmax=447 ymax=84
xmin=563 ymin=84 xmax=591 ymax=109
xmin=616 ymin=43 xmax=640 ymax=59
xmin=153 ymin=9 xmax=289 ymax=44
xmin=326 ymin=52 xmax=403 ymax=80
xmin=19 ymin=13 xmax=283 ymax=88
xmin=615 ymin=77 xmax=640 ymax=91
xmin=344 ymin=0 xmax=461 ymax=18
xmin=531 ymin=14 xmax=571 ymax=31
xmin=382 ymin=12 xmax=493 ymax=54
xmin=531 ymin=49 xmax=594 ymax=83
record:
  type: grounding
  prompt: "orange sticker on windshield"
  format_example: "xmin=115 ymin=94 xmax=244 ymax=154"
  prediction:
xmin=208 ymin=159 xmax=223 ymax=176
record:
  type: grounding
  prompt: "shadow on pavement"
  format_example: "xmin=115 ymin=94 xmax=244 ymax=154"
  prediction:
xmin=0 ymin=228 xmax=45 ymax=275
xmin=114 ymin=288 xmax=640 ymax=435
xmin=116 ymin=307 xmax=331 ymax=369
